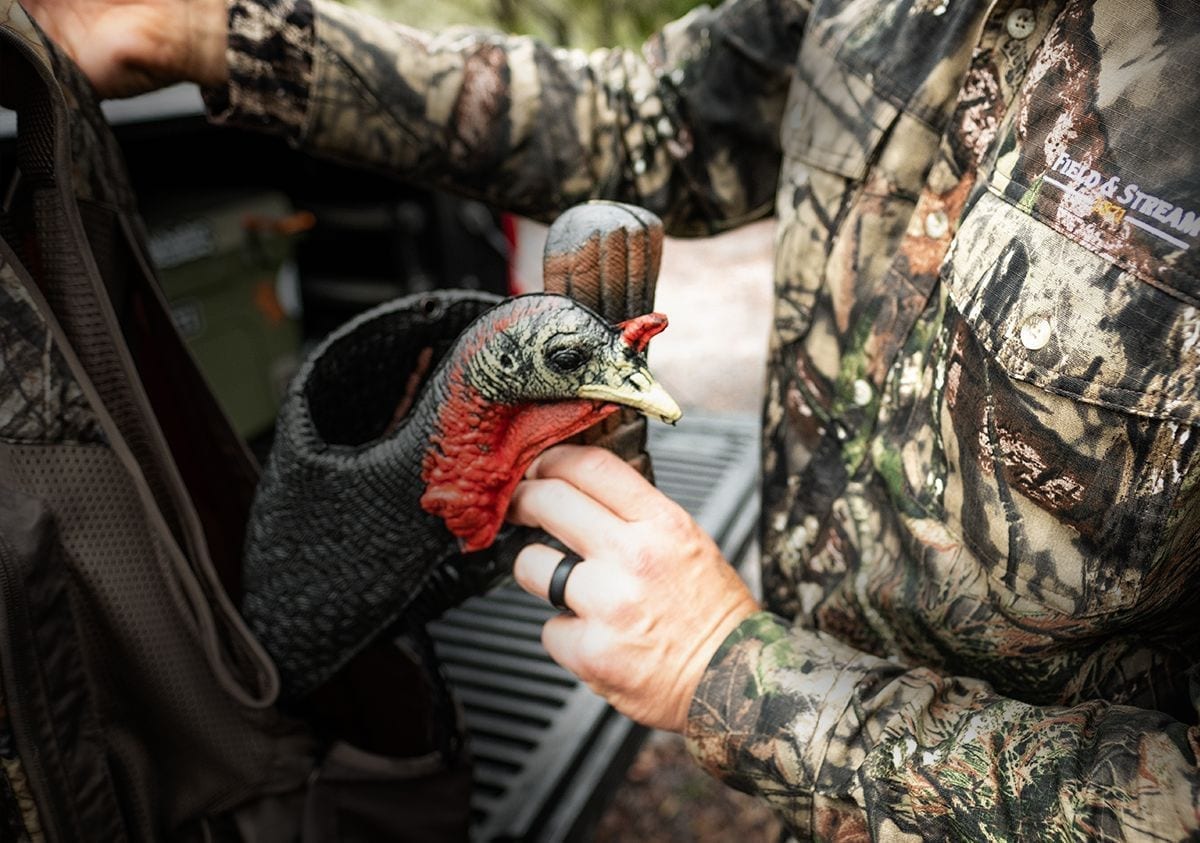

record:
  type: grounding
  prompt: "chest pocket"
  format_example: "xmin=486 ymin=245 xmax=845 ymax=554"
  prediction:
xmin=772 ymin=47 xmax=890 ymax=345
xmin=773 ymin=30 xmax=908 ymax=349
xmin=780 ymin=38 xmax=899 ymax=181
xmin=878 ymin=1 xmax=1200 ymax=621
xmin=772 ymin=0 xmax=987 ymax=347
xmin=930 ymin=188 xmax=1200 ymax=619
xmin=931 ymin=0 xmax=1200 ymax=619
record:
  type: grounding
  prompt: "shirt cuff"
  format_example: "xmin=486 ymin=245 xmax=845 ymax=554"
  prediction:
xmin=685 ymin=611 xmax=891 ymax=796
xmin=202 ymin=0 xmax=315 ymax=139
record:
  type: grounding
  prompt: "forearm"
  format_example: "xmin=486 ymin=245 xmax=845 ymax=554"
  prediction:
xmin=689 ymin=612 xmax=1200 ymax=840
xmin=205 ymin=0 xmax=808 ymax=234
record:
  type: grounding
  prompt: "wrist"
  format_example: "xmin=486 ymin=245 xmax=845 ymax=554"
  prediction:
xmin=186 ymin=0 xmax=228 ymax=87
xmin=670 ymin=596 xmax=758 ymax=732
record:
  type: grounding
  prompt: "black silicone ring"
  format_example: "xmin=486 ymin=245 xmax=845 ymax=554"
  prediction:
xmin=548 ymin=552 xmax=585 ymax=612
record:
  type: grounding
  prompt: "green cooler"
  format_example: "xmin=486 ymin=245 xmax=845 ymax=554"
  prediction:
xmin=146 ymin=190 xmax=311 ymax=439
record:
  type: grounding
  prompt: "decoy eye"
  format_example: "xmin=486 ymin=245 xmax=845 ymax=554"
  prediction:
xmin=547 ymin=346 xmax=588 ymax=372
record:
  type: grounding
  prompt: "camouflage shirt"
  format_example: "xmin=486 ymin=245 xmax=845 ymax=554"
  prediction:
xmin=210 ymin=0 xmax=1200 ymax=838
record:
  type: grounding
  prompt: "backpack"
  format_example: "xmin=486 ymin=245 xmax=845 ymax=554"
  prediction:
xmin=0 ymin=3 xmax=473 ymax=839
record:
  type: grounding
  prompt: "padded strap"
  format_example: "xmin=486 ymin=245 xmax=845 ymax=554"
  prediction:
xmin=5 ymin=35 xmax=278 ymax=707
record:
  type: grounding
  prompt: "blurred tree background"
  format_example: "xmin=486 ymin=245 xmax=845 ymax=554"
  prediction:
xmin=347 ymin=0 xmax=708 ymax=49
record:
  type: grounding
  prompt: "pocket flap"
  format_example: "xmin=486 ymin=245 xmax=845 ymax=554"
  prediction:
xmin=945 ymin=190 xmax=1200 ymax=425
xmin=782 ymin=43 xmax=900 ymax=179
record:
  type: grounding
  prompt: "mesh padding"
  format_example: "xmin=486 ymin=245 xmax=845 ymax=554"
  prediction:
xmin=3 ymin=443 xmax=312 ymax=831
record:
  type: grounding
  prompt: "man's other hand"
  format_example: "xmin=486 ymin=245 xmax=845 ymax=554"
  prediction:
xmin=18 ymin=0 xmax=226 ymax=97
xmin=508 ymin=445 xmax=759 ymax=733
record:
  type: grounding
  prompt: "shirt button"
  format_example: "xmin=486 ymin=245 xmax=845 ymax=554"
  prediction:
xmin=852 ymin=378 xmax=873 ymax=407
xmin=924 ymin=210 xmax=949 ymax=239
xmin=1006 ymin=8 xmax=1036 ymax=39
xmin=1020 ymin=316 xmax=1052 ymax=350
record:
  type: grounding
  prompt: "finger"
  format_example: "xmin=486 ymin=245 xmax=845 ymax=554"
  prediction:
xmin=507 ymin=477 xmax=627 ymax=557
xmin=512 ymin=543 xmax=615 ymax=618
xmin=512 ymin=543 xmax=569 ymax=603
xmin=540 ymin=612 xmax=588 ymax=678
xmin=525 ymin=445 xmax=666 ymax=523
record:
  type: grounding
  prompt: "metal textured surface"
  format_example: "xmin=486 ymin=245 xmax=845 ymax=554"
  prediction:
xmin=429 ymin=411 xmax=760 ymax=842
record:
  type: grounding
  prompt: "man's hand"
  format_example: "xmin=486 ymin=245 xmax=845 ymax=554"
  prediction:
xmin=508 ymin=445 xmax=759 ymax=733
xmin=18 ymin=0 xmax=226 ymax=97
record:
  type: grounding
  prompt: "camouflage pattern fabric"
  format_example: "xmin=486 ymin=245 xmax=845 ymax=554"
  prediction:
xmin=211 ymin=0 xmax=1200 ymax=838
xmin=0 ymin=687 xmax=42 ymax=843
xmin=204 ymin=0 xmax=313 ymax=131
xmin=0 ymin=263 xmax=104 ymax=446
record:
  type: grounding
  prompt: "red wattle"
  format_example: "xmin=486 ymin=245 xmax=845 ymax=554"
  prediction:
xmin=618 ymin=313 xmax=668 ymax=352
xmin=420 ymin=380 xmax=619 ymax=551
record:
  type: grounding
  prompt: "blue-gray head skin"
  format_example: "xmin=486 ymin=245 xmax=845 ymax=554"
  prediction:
xmin=242 ymin=291 xmax=680 ymax=699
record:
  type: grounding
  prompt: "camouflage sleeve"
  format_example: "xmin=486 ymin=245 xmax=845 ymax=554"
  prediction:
xmin=205 ymin=0 xmax=808 ymax=234
xmin=688 ymin=612 xmax=1200 ymax=840
xmin=204 ymin=0 xmax=315 ymax=135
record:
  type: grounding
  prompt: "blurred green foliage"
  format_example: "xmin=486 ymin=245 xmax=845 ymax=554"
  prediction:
xmin=347 ymin=0 xmax=708 ymax=49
